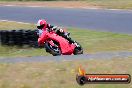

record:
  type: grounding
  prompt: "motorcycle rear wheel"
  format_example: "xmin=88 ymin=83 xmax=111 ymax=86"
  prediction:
xmin=73 ymin=42 xmax=83 ymax=55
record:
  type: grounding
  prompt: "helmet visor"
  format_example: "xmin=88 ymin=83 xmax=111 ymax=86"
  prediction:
xmin=37 ymin=24 xmax=45 ymax=29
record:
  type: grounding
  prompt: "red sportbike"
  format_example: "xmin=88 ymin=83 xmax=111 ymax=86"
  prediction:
xmin=39 ymin=29 xmax=83 ymax=56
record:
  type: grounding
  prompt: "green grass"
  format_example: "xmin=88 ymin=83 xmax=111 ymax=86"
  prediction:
xmin=85 ymin=0 xmax=132 ymax=9
xmin=0 ymin=21 xmax=132 ymax=57
xmin=0 ymin=58 xmax=131 ymax=88
xmin=69 ymin=28 xmax=132 ymax=53
xmin=0 ymin=21 xmax=35 ymax=30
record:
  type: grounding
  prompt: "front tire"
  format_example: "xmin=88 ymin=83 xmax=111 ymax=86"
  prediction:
xmin=44 ymin=42 xmax=61 ymax=56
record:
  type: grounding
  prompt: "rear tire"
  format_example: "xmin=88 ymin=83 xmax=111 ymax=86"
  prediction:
xmin=73 ymin=42 xmax=83 ymax=55
xmin=44 ymin=42 xmax=61 ymax=56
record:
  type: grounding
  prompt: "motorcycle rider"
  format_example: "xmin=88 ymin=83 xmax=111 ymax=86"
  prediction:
xmin=37 ymin=19 xmax=78 ymax=47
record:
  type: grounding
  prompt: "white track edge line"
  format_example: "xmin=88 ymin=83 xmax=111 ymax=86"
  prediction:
xmin=0 ymin=20 xmax=32 ymax=25
xmin=1 ymin=4 xmax=132 ymax=12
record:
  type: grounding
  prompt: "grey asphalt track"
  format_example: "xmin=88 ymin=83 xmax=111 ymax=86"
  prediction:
xmin=0 ymin=51 xmax=132 ymax=63
xmin=0 ymin=6 xmax=132 ymax=34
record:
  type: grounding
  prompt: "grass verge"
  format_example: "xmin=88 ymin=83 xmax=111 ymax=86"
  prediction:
xmin=85 ymin=0 xmax=132 ymax=9
xmin=0 ymin=21 xmax=132 ymax=57
xmin=1 ymin=0 xmax=132 ymax=9
xmin=0 ymin=58 xmax=131 ymax=88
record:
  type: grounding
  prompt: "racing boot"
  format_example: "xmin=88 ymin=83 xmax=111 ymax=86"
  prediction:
xmin=73 ymin=41 xmax=80 ymax=47
xmin=63 ymin=33 xmax=80 ymax=47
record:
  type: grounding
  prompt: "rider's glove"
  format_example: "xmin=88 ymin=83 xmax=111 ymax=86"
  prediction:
xmin=59 ymin=28 xmax=64 ymax=33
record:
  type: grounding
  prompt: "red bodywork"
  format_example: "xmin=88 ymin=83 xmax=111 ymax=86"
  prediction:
xmin=38 ymin=30 xmax=75 ymax=55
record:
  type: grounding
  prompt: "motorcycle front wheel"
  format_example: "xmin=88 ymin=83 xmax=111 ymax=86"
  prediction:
xmin=44 ymin=42 xmax=61 ymax=56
